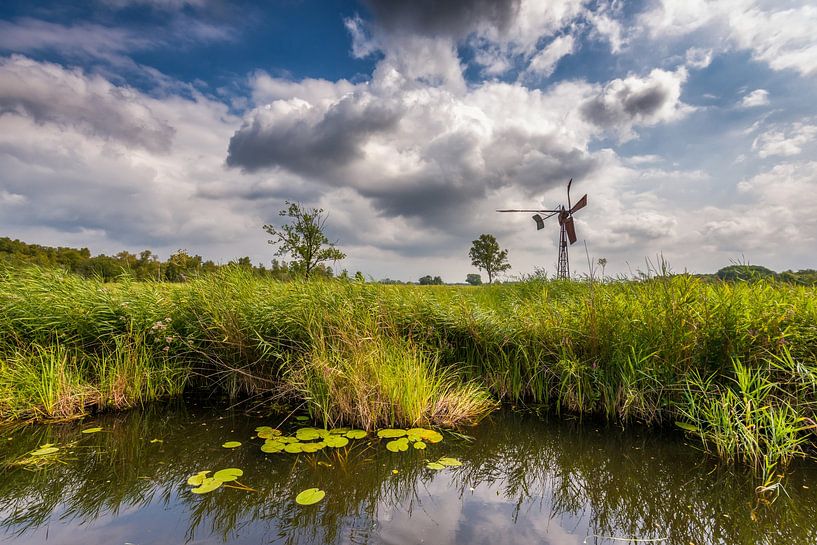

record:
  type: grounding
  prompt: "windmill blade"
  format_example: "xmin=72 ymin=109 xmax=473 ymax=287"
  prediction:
xmin=497 ymin=209 xmax=561 ymax=213
xmin=564 ymin=216 xmax=577 ymax=244
xmin=532 ymin=214 xmax=545 ymax=230
xmin=570 ymin=194 xmax=587 ymax=214
xmin=567 ymin=178 xmax=573 ymax=209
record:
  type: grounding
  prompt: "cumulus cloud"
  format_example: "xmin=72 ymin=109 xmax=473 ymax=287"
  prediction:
xmin=0 ymin=55 xmax=262 ymax=256
xmin=640 ymin=0 xmax=817 ymax=76
xmin=579 ymin=68 xmax=691 ymax=139
xmin=0 ymin=55 xmax=175 ymax=152
xmin=752 ymin=123 xmax=817 ymax=158
xmin=740 ymin=89 xmax=769 ymax=108
xmin=525 ymin=35 xmax=575 ymax=77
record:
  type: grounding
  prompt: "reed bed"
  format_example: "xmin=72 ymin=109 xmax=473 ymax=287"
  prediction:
xmin=1 ymin=265 xmax=817 ymax=479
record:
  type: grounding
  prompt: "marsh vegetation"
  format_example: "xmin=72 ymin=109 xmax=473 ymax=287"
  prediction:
xmin=1 ymin=265 xmax=817 ymax=487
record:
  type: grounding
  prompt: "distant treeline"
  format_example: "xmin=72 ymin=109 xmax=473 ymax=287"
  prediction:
xmin=0 ymin=237 xmax=339 ymax=282
xmin=712 ymin=264 xmax=817 ymax=286
xmin=2 ymin=236 xmax=816 ymax=285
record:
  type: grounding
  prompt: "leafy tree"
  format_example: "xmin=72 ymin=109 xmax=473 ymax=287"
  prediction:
xmin=263 ymin=201 xmax=346 ymax=279
xmin=419 ymin=275 xmax=443 ymax=285
xmin=465 ymin=273 xmax=482 ymax=286
xmin=469 ymin=233 xmax=510 ymax=284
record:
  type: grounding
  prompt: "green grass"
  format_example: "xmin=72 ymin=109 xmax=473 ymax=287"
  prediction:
xmin=2 ymin=264 xmax=817 ymax=478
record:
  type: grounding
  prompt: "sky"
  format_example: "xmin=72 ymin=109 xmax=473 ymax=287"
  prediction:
xmin=1 ymin=0 xmax=816 ymax=282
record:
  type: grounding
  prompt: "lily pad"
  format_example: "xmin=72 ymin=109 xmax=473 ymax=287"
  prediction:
xmin=222 ymin=441 xmax=242 ymax=449
xmin=261 ymin=440 xmax=285 ymax=453
xmin=256 ymin=427 xmax=282 ymax=439
xmin=30 ymin=446 xmax=59 ymax=456
xmin=438 ymin=457 xmax=462 ymax=467
xmin=187 ymin=471 xmax=211 ymax=486
xmin=301 ymin=442 xmax=325 ymax=453
xmin=386 ymin=438 xmax=409 ymax=452
xmin=324 ymin=435 xmax=349 ymax=448
xmin=213 ymin=468 xmax=243 ymax=482
xmin=295 ymin=488 xmax=325 ymax=505
xmin=377 ymin=429 xmax=407 ymax=439
xmin=345 ymin=429 xmax=367 ymax=440
xmin=426 ymin=462 xmax=445 ymax=470
xmin=295 ymin=415 xmax=310 ymax=421
xmin=81 ymin=427 xmax=103 ymax=434
xmin=329 ymin=427 xmax=350 ymax=435
xmin=276 ymin=436 xmax=297 ymax=444
xmin=296 ymin=428 xmax=322 ymax=441
xmin=191 ymin=477 xmax=222 ymax=494
xmin=284 ymin=442 xmax=304 ymax=454
xmin=413 ymin=441 xmax=427 ymax=450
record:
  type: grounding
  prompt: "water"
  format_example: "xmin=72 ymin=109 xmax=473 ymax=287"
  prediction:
xmin=1 ymin=400 xmax=816 ymax=545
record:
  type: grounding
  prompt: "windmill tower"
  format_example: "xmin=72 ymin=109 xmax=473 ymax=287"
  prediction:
xmin=497 ymin=178 xmax=588 ymax=279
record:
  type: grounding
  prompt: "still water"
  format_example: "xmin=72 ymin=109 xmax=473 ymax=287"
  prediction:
xmin=1 ymin=400 xmax=816 ymax=545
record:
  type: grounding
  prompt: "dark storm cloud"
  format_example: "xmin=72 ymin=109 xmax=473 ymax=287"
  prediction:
xmin=226 ymin=95 xmax=401 ymax=174
xmin=362 ymin=0 xmax=520 ymax=39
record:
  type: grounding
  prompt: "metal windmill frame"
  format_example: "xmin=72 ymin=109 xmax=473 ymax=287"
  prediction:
xmin=497 ymin=178 xmax=587 ymax=280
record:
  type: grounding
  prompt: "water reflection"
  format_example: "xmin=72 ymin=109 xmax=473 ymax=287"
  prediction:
xmin=1 ymin=401 xmax=815 ymax=545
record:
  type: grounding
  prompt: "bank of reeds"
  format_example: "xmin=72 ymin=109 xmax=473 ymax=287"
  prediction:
xmin=2 ymin=265 xmax=817 ymax=478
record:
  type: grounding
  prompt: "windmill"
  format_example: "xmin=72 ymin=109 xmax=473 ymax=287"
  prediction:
xmin=497 ymin=178 xmax=588 ymax=279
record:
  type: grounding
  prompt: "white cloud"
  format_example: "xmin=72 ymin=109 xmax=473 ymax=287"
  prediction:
xmin=685 ymin=47 xmax=713 ymax=69
xmin=752 ymin=122 xmax=817 ymax=158
xmin=578 ymin=67 xmax=692 ymax=140
xmin=640 ymin=0 xmax=817 ymax=76
xmin=525 ymin=35 xmax=575 ymax=77
xmin=739 ymin=89 xmax=769 ymax=108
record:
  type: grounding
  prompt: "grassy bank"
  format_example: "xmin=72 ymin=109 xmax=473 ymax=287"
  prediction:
xmin=2 ymin=266 xmax=816 ymax=480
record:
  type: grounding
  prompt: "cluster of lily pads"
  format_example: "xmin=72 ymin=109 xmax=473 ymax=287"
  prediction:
xmin=255 ymin=426 xmax=366 ymax=454
xmin=254 ymin=425 xmax=445 ymax=455
xmin=186 ymin=468 xmax=245 ymax=494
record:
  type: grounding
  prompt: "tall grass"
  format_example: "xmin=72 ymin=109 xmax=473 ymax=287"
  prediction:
xmin=2 ymin=265 xmax=817 ymax=475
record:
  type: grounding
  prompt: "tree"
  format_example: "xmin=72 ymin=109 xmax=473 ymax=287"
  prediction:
xmin=263 ymin=201 xmax=346 ymax=279
xmin=468 ymin=234 xmax=510 ymax=284
xmin=465 ymin=273 xmax=482 ymax=286
xmin=419 ymin=275 xmax=443 ymax=285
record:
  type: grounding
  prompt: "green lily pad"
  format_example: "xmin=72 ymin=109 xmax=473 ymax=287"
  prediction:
xmin=324 ymin=435 xmax=349 ymax=448
xmin=329 ymin=427 xmax=350 ymax=435
xmin=386 ymin=438 xmax=409 ymax=452
xmin=377 ymin=429 xmax=407 ymax=439
xmin=295 ymin=415 xmax=310 ymax=421
xmin=302 ymin=442 xmax=325 ymax=453
xmin=295 ymin=488 xmax=325 ymax=505
xmin=284 ymin=442 xmax=304 ymax=453
xmin=213 ymin=468 xmax=243 ymax=482
xmin=426 ymin=462 xmax=445 ymax=470
xmin=81 ymin=427 xmax=103 ymax=434
xmin=261 ymin=440 xmax=285 ymax=453
xmin=413 ymin=441 xmax=427 ymax=450
xmin=191 ymin=477 xmax=222 ymax=494
xmin=438 ymin=457 xmax=462 ymax=467
xmin=345 ymin=429 xmax=367 ymax=439
xmin=187 ymin=471 xmax=210 ymax=486
xmin=276 ymin=436 xmax=297 ymax=444
xmin=30 ymin=446 xmax=59 ymax=456
xmin=296 ymin=428 xmax=322 ymax=441
xmin=222 ymin=441 xmax=242 ymax=449
xmin=256 ymin=427 xmax=282 ymax=439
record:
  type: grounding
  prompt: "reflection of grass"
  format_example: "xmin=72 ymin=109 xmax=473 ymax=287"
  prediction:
xmin=2 ymin=266 xmax=817 ymax=474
